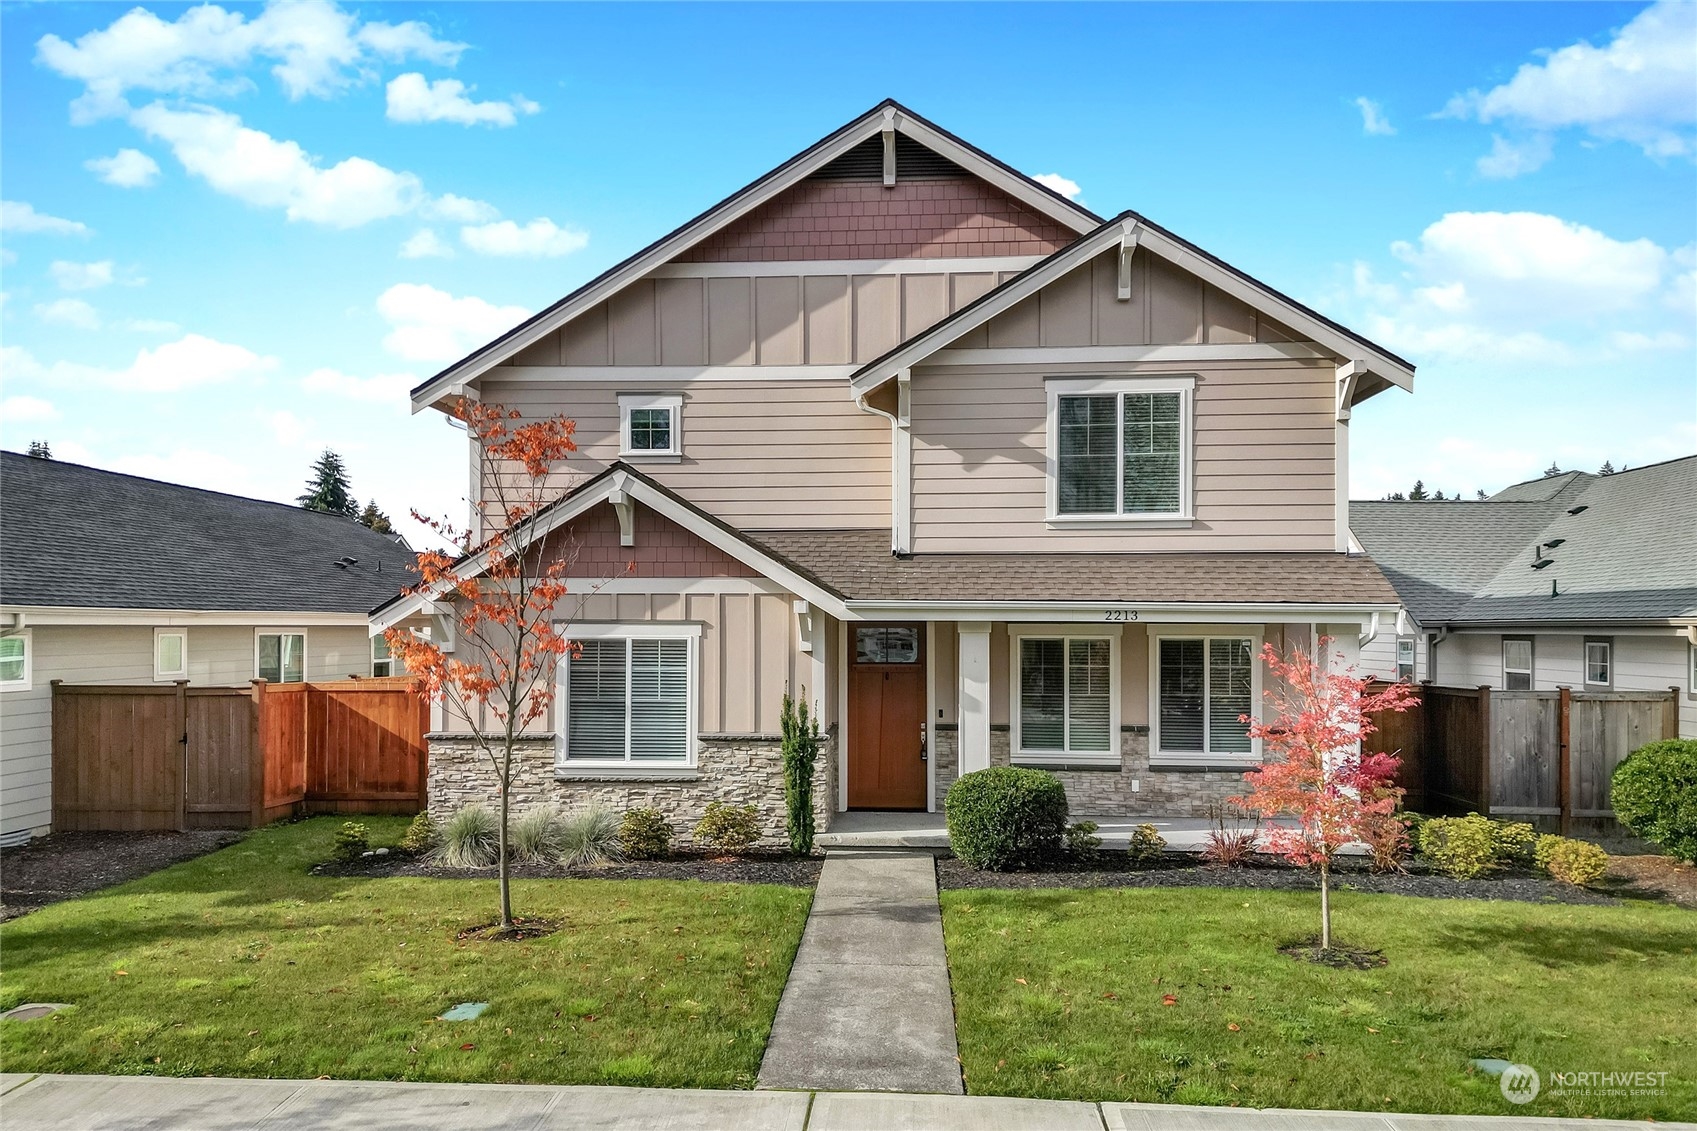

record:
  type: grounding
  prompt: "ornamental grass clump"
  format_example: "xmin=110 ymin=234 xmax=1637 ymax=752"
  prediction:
xmin=510 ymin=808 xmax=568 ymax=864
xmin=435 ymin=805 xmax=500 ymax=868
xmin=944 ymin=766 xmax=1068 ymax=871
xmin=558 ymin=806 xmax=621 ymax=867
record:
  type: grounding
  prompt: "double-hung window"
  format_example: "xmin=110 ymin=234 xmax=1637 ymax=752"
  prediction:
xmin=1583 ymin=638 xmax=1612 ymax=689
xmin=155 ymin=630 xmax=187 ymax=680
xmin=1502 ymin=637 xmax=1534 ymax=691
xmin=561 ymin=626 xmax=698 ymax=768
xmin=1395 ymin=637 xmax=1416 ymax=683
xmin=371 ymin=634 xmax=397 ymax=677
xmin=1047 ymin=377 xmax=1193 ymax=522
xmin=0 ymin=631 xmax=30 ymax=691
xmin=1011 ymin=628 xmax=1118 ymax=763
xmin=618 ymin=394 xmax=682 ymax=459
xmin=256 ymin=631 xmax=305 ymax=683
xmin=1151 ymin=633 xmax=1258 ymax=763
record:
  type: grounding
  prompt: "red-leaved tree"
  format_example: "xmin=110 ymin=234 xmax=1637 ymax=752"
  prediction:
xmin=1232 ymin=639 xmax=1419 ymax=951
xmin=386 ymin=401 xmax=588 ymax=932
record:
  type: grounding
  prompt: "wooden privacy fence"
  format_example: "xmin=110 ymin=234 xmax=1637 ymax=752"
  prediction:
xmin=52 ymin=678 xmax=428 ymax=833
xmin=1364 ymin=682 xmax=1681 ymax=830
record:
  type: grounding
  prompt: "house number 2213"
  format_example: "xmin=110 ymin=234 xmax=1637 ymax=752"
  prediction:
xmin=1102 ymin=610 xmax=1140 ymax=622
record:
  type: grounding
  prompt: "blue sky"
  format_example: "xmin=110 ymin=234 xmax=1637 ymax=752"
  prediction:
xmin=2 ymin=1 xmax=1692 ymax=541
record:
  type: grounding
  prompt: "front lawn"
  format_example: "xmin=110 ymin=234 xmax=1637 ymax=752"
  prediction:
xmin=942 ymin=886 xmax=1697 ymax=1120
xmin=0 ymin=817 xmax=812 ymax=1088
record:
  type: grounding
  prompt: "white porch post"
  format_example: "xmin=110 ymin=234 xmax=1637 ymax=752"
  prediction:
xmin=1324 ymin=624 xmax=1364 ymax=758
xmin=958 ymin=621 xmax=992 ymax=775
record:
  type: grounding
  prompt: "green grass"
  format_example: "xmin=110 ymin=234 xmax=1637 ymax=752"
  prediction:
xmin=0 ymin=817 xmax=812 ymax=1088
xmin=942 ymin=887 xmax=1697 ymax=1120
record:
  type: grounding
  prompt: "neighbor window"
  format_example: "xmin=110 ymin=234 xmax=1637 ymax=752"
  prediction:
xmin=0 ymin=632 xmax=30 ymax=691
xmin=618 ymin=394 xmax=682 ymax=458
xmin=1502 ymin=637 xmax=1534 ymax=691
xmin=371 ymin=634 xmax=396 ymax=677
xmin=1690 ymin=644 xmax=1696 ymax=698
xmin=1583 ymin=638 xmax=1612 ymax=688
xmin=256 ymin=632 xmax=305 ymax=683
xmin=1048 ymin=377 xmax=1193 ymax=520
xmin=1396 ymin=637 xmax=1416 ymax=683
xmin=1013 ymin=632 xmax=1116 ymax=760
xmin=154 ymin=630 xmax=187 ymax=680
xmin=562 ymin=630 xmax=696 ymax=765
xmin=1153 ymin=635 xmax=1256 ymax=761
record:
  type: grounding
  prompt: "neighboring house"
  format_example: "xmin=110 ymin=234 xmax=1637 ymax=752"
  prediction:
xmin=1353 ymin=456 xmax=1697 ymax=738
xmin=377 ymin=100 xmax=1411 ymax=836
xmin=0 ymin=453 xmax=411 ymax=843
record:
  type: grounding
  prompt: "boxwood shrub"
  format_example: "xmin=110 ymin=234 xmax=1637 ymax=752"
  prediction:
xmin=1612 ymin=738 xmax=1697 ymax=863
xmin=945 ymin=766 xmax=1068 ymax=870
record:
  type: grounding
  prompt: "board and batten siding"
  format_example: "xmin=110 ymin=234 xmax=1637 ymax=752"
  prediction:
xmin=477 ymin=378 xmax=892 ymax=530
xmin=0 ymin=622 xmax=374 ymax=839
xmin=909 ymin=357 xmax=1337 ymax=552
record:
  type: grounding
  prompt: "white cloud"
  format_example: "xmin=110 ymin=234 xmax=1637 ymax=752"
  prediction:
xmin=36 ymin=1 xmax=465 ymax=122
xmin=2 ymin=334 xmax=278 ymax=393
xmin=269 ymin=409 xmax=308 ymax=447
xmin=49 ymin=259 xmax=116 ymax=290
xmin=420 ymin=194 xmax=498 ymax=223
xmin=385 ymin=73 xmax=540 ymax=127
xmin=1033 ymin=173 xmax=1081 ymax=200
xmin=0 ymin=200 xmax=91 ymax=236
xmin=399 ymin=228 xmax=454 ymax=259
xmin=302 ymin=367 xmax=417 ymax=402
xmin=85 ymin=147 xmax=162 ymax=187
xmin=1443 ymin=1 xmax=1696 ymax=162
xmin=376 ymin=283 xmax=530 ymax=362
xmin=118 ymin=317 xmax=182 ymax=334
xmin=1354 ymin=97 xmax=1395 ymax=136
xmin=131 ymin=102 xmax=422 ymax=228
xmin=1476 ymin=133 xmax=1554 ymax=179
xmin=33 ymin=298 xmax=102 ymax=330
xmin=460 ymin=218 xmax=588 ymax=258
xmin=0 ymin=395 xmax=61 ymax=423
xmin=103 ymin=448 xmax=260 ymax=492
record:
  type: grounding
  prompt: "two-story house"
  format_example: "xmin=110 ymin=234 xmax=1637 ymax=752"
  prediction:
xmin=376 ymin=101 xmax=1411 ymax=836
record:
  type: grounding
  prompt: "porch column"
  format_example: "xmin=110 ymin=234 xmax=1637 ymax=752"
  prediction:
xmin=1326 ymin=624 xmax=1365 ymax=758
xmin=958 ymin=621 xmax=992 ymax=775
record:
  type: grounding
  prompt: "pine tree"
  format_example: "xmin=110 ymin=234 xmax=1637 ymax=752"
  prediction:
xmin=1543 ymin=462 xmax=1563 ymax=478
xmin=1476 ymin=489 xmax=1488 ymax=500
xmin=1598 ymin=460 xmax=1616 ymax=475
xmin=1384 ymin=491 xmax=1406 ymax=501
xmin=358 ymin=499 xmax=394 ymax=534
xmin=25 ymin=441 xmax=52 ymax=459
xmin=1407 ymin=480 xmax=1429 ymax=501
xmin=297 ymin=449 xmax=357 ymax=516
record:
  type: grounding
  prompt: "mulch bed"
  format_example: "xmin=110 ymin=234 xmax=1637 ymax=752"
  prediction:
xmin=1600 ymin=854 xmax=1697 ymax=910
xmin=0 ymin=830 xmax=242 ymax=920
xmin=314 ymin=851 xmax=823 ymax=887
xmin=1278 ymin=938 xmax=1390 ymax=969
xmin=935 ymin=852 xmax=1627 ymax=907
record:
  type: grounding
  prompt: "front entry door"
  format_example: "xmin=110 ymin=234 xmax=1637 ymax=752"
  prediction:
xmin=848 ymin=624 xmax=927 ymax=810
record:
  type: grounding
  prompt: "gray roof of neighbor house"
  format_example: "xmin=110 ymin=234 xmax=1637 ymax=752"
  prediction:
xmin=1351 ymin=456 xmax=1697 ymax=627
xmin=0 ymin=452 xmax=412 ymax=614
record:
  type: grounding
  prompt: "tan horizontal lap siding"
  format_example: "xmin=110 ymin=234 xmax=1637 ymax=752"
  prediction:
xmin=480 ymin=378 xmax=891 ymax=530
xmin=909 ymin=359 xmax=1337 ymax=552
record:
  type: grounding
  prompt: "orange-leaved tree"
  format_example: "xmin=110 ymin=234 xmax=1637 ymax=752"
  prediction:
xmin=386 ymin=400 xmax=587 ymax=931
xmin=1232 ymin=639 xmax=1418 ymax=951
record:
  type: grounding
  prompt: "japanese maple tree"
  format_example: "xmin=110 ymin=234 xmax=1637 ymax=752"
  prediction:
xmin=1232 ymin=639 xmax=1418 ymax=951
xmin=385 ymin=400 xmax=596 ymax=932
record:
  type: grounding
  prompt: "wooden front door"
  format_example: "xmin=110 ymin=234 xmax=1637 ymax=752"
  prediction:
xmin=848 ymin=624 xmax=927 ymax=810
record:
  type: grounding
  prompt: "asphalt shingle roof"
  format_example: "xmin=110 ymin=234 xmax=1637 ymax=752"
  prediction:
xmin=0 ymin=452 xmax=413 ymax=614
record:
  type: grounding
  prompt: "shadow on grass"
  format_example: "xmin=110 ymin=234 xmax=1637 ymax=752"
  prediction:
xmin=1434 ymin=920 xmax=1697 ymax=967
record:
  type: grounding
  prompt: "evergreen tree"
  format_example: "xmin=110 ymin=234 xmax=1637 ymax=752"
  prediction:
xmin=25 ymin=440 xmax=52 ymax=459
xmin=1384 ymin=491 xmax=1406 ymax=501
xmin=1598 ymin=460 xmax=1616 ymax=475
xmin=1542 ymin=462 xmax=1563 ymax=478
xmin=1476 ymin=489 xmax=1488 ymax=500
xmin=297 ymin=449 xmax=357 ymax=516
xmin=358 ymin=499 xmax=394 ymax=534
xmin=1407 ymin=480 xmax=1429 ymax=501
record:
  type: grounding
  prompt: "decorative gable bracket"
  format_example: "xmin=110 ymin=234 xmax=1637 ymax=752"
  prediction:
xmin=1336 ymin=359 xmax=1368 ymax=422
xmin=1117 ymin=219 xmax=1142 ymax=301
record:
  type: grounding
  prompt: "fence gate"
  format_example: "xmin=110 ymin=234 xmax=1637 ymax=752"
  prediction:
xmin=51 ymin=683 xmax=187 ymax=832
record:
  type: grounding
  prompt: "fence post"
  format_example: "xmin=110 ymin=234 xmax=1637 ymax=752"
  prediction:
xmin=1477 ymin=685 xmax=1492 ymax=817
xmin=1666 ymin=688 xmax=1681 ymax=741
xmin=249 ymin=680 xmax=267 ymax=828
xmin=416 ymin=683 xmax=430 ymax=815
xmin=174 ymin=679 xmax=189 ymax=833
xmin=1557 ymin=685 xmax=1571 ymax=835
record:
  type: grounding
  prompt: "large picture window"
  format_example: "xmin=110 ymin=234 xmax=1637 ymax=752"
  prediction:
xmin=1011 ymin=629 xmax=1117 ymax=762
xmin=1152 ymin=634 xmax=1257 ymax=762
xmin=562 ymin=629 xmax=695 ymax=766
xmin=1047 ymin=377 xmax=1193 ymax=522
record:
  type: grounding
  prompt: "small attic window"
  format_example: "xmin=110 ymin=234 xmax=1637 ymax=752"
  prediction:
xmin=619 ymin=394 xmax=682 ymax=461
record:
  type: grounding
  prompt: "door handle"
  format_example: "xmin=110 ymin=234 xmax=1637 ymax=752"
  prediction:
xmin=919 ymin=721 xmax=928 ymax=762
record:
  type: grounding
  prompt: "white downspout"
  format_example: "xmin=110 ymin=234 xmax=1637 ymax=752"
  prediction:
xmin=851 ymin=369 xmax=912 ymax=556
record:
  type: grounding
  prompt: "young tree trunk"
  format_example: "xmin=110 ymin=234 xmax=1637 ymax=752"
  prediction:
xmin=498 ymin=740 xmax=513 ymax=930
xmin=1319 ymin=857 xmax=1331 ymax=951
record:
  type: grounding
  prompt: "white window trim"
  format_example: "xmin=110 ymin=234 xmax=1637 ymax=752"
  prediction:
xmin=154 ymin=629 xmax=188 ymax=681
xmin=371 ymin=634 xmax=396 ymax=677
xmin=1008 ymin=624 xmax=1121 ymax=765
xmin=1148 ymin=625 xmax=1263 ymax=766
xmin=1583 ymin=637 xmax=1613 ymax=689
xmin=1689 ymin=643 xmax=1697 ymax=700
xmin=1045 ymin=374 xmax=1196 ymax=527
xmin=254 ymin=629 xmax=308 ymax=684
xmin=1395 ymin=636 xmax=1416 ymax=683
xmin=1503 ymin=635 xmax=1534 ymax=691
xmin=0 ymin=629 xmax=32 ymax=692
xmin=557 ymin=622 xmax=701 ymax=769
xmin=618 ymin=393 xmax=683 ymax=460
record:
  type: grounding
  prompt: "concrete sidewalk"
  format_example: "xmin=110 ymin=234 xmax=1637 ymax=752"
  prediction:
xmin=1 ymin=1074 xmax=1684 ymax=1130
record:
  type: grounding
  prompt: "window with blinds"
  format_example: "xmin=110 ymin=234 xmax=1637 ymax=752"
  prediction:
xmin=1156 ymin=636 xmax=1256 ymax=759
xmin=566 ymin=636 xmax=692 ymax=763
xmin=1053 ymin=386 xmax=1186 ymax=517
xmin=1017 ymin=636 xmax=1113 ymax=757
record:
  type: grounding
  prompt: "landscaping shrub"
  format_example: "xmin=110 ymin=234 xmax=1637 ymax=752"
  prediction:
xmin=1417 ymin=814 xmax=1499 ymax=880
xmin=1200 ymin=803 xmax=1257 ymax=868
xmin=331 ymin=821 xmax=369 ymax=863
xmin=1535 ymin=834 xmax=1610 ymax=886
xmin=1359 ymin=811 xmax=1411 ymax=874
xmin=618 ymin=807 xmax=672 ymax=860
xmin=1493 ymin=821 xmax=1538 ymax=866
xmin=511 ymin=808 xmax=567 ymax=864
xmin=780 ymin=692 xmax=820 ymax=856
xmin=559 ymin=806 xmax=622 ymax=866
xmin=695 ymin=802 xmax=762 ymax=854
xmin=435 ymin=805 xmax=499 ymax=868
xmin=1065 ymin=820 xmax=1101 ymax=861
xmin=1127 ymin=823 xmax=1167 ymax=866
xmin=1611 ymin=738 xmax=1697 ymax=863
xmin=944 ymin=766 xmax=1068 ymax=871
xmin=399 ymin=812 xmax=439 ymax=856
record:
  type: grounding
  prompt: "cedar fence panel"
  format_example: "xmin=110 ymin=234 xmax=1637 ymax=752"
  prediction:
xmin=255 ymin=682 xmax=309 ymax=824
xmin=301 ymin=679 xmax=428 ymax=815
xmin=1488 ymin=692 xmax=1560 ymax=817
xmin=50 ymin=682 xmax=184 ymax=832
xmin=1422 ymin=686 xmax=1491 ymax=816
xmin=184 ymin=688 xmax=258 ymax=828
xmin=1568 ymin=689 xmax=1681 ymax=819
xmin=1362 ymin=679 xmax=1425 ymax=811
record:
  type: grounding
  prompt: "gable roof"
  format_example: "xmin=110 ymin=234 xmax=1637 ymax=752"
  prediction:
xmin=1352 ymin=457 xmax=1697 ymax=627
xmin=0 ymin=452 xmax=412 ymax=615
xmin=408 ymin=100 xmax=1101 ymax=411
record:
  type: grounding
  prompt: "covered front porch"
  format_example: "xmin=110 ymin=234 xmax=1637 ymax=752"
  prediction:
xmin=818 ymin=810 xmax=1235 ymax=851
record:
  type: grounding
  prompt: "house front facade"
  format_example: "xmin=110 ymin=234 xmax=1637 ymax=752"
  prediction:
xmin=382 ymin=102 xmax=1411 ymax=837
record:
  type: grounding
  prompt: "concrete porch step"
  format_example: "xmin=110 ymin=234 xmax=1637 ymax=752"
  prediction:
xmin=816 ymin=813 xmax=1243 ymax=852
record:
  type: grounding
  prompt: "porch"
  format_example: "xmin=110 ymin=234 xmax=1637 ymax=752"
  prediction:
xmin=818 ymin=809 xmax=1231 ymax=851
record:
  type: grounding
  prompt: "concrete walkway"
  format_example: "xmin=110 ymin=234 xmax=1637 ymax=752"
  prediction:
xmin=757 ymin=850 xmax=963 ymax=1094
xmin=2 ymin=1075 xmax=1684 ymax=1130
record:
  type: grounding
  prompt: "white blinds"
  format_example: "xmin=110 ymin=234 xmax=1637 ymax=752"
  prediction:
xmin=567 ymin=636 xmax=690 ymax=762
xmin=1018 ymin=637 xmax=1112 ymax=755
